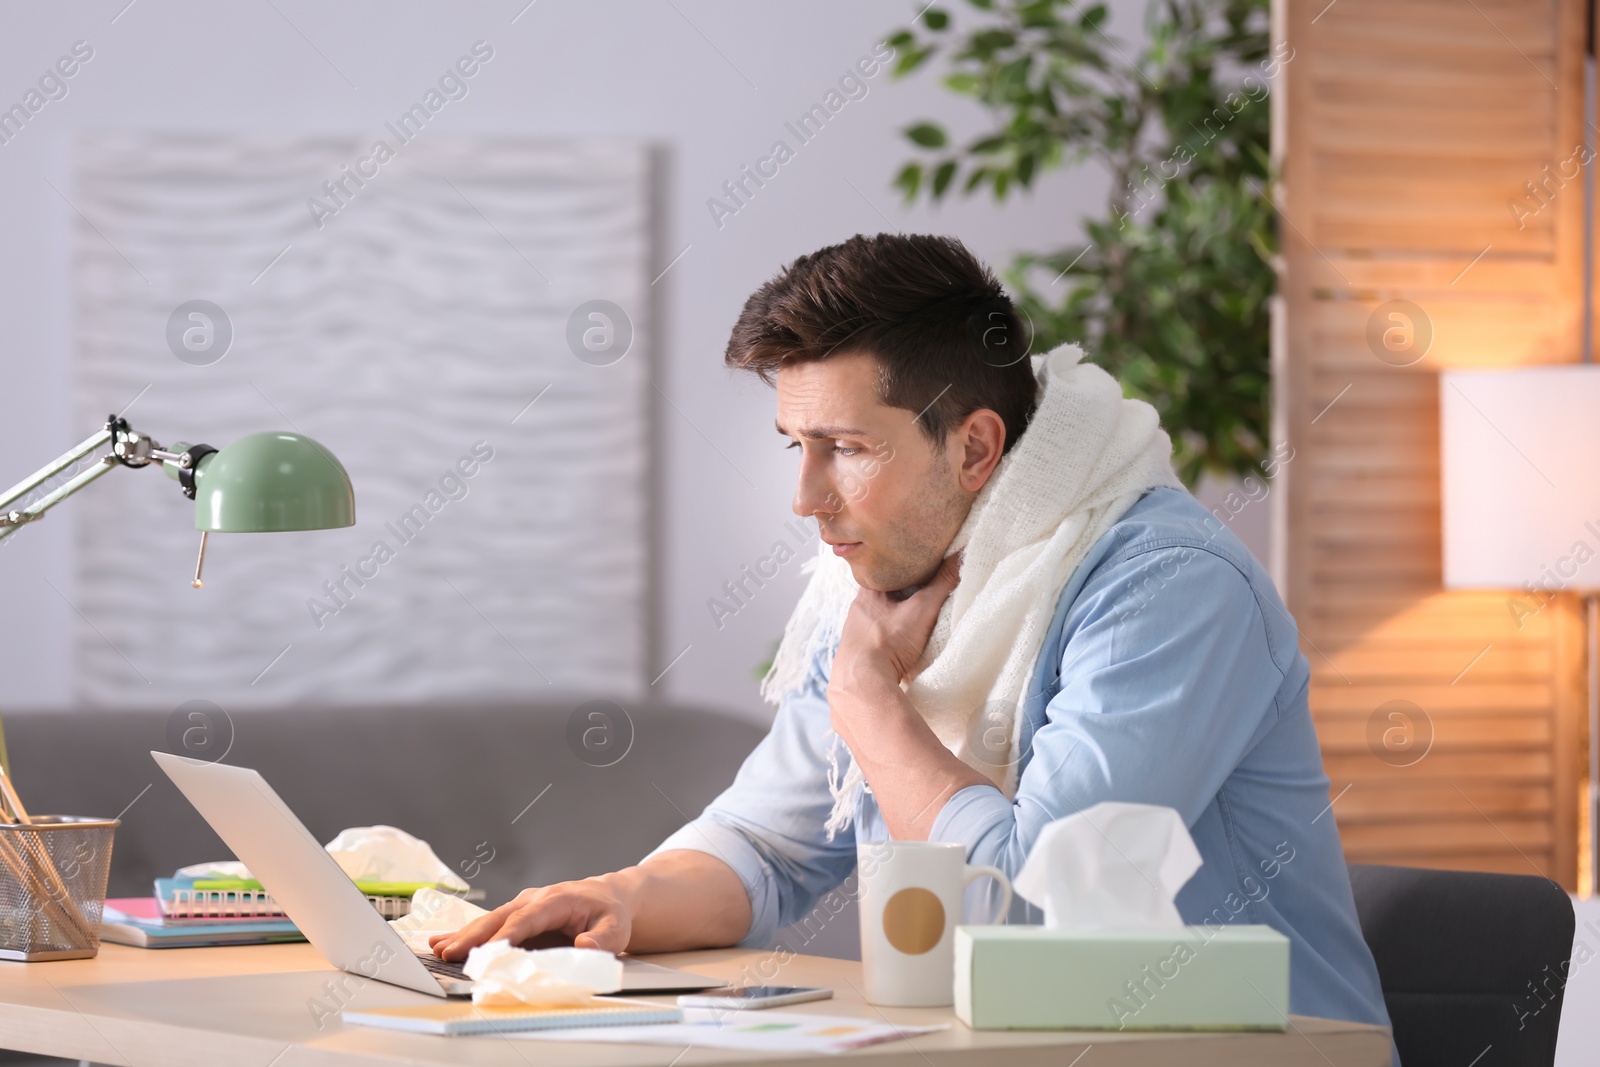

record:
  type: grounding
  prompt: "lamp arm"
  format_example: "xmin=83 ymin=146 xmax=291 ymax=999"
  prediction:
xmin=0 ymin=425 xmax=113 ymax=513
xmin=0 ymin=415 xmax=206 ymax=543
xmin=0 ymin=455 xmax=120 ymax=543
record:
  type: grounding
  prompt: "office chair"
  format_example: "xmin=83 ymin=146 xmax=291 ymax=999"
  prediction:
xmin=1347 ymin=864 xmax=1575 ymax=1067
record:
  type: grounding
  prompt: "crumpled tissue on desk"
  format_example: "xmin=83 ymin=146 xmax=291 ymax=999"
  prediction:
xmin=464 ymin=942 xmax=623 ymax=1006
xmin=390 ymin=888 xmax=625 ymax=1006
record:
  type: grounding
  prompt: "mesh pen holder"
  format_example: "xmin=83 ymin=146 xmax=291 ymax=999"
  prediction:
xmin=0 ymin=816 xmax=118 ymax=962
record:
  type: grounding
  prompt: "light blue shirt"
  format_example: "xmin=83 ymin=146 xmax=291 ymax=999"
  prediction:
xmin=649 ymin=485 xmax=1393 ymax=1043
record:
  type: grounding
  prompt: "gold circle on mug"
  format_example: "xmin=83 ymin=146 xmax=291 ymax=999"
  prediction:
xmin=881 ymin=887 xmax=946 ymax=955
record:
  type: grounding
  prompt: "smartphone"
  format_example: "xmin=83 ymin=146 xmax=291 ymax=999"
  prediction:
xmin=677 ymin=985 xmax=834 ymax=1010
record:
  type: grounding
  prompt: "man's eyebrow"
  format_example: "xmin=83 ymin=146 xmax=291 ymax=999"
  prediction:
xmin=774 ymin=421 xmax=870 ymax=439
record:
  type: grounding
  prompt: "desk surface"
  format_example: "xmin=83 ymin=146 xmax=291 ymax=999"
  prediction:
xmin=0 ymin=942 xmax=1392 ymax=1066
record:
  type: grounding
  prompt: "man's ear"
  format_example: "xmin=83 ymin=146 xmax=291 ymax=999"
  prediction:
xmin=955 ymin=408 xmax=1006 ymax=492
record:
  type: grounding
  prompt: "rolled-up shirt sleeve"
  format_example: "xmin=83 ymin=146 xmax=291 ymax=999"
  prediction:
xmin=928 ymin=545 xmax=1285 ymax=905
xmin=643 ymin=637 xmax=857 ymax=948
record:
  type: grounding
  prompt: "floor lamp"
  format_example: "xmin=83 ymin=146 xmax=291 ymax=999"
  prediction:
xmin=1440 ymin=366 xmax=1600 ymax=894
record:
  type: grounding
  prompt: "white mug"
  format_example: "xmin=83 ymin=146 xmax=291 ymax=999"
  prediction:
xmin=856 ymin=840 xmax=1012 ymax=1007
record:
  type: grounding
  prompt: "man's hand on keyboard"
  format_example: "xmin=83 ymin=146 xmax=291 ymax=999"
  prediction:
xmin=427 ymin=850 xmax=751 ymax=960
xmin=428 ymin=875 xmax=631 ymax=960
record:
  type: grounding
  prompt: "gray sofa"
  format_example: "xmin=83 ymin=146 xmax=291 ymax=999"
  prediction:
xmin=1 ymin=700 xmax=854 ymax=955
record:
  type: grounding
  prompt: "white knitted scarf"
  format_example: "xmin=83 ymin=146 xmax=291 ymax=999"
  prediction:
xmin=757 ymin=341 xmax=1185 ymax=839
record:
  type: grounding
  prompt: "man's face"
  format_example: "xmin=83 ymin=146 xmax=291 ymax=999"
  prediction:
xmin=775 ymin=352 xmax=975 ymax=593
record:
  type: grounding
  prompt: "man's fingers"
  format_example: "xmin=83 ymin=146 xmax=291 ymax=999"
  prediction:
xmin=901 ymin=554 xmax=962 ymax=621
xmin=492 ymin=895 xmax=582 ymax=947
xmin=489 ymin=893 xmax=590 ymax=950
xmin=428 ymin=889 xmax=550 ymax=958
xmin=431 ymin=904 xmax=521 ymax=960
xmin=428 ymin=881 xmax=634 ymax=962
xmin=936 ymin=550 xmax=963 ymax=587
xmin=574 ymin=911 xmax=629 ymax=954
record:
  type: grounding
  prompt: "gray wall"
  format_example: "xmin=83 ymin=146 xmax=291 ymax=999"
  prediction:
xmin=0 ymin=0 xmax=1172 ymax=722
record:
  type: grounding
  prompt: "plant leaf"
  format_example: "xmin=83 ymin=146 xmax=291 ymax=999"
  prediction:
xmin=894 ymin=46 xmax=934 ymax=77
xmin=893 ymin=161 xmax=923 ymax=201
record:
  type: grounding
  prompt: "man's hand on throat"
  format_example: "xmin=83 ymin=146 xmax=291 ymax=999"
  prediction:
xmin=826 ymin=550 xmax=992 ymax=840
xmin=834 ymin=550 xmax=963 ymax=689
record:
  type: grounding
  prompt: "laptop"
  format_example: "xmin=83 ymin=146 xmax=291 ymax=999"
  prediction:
xmin=150 ymin=751 xmax=728 ymax=998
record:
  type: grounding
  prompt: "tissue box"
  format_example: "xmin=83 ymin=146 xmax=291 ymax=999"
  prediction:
xmin=955 ymin=924 xmax=1289 ymax=1031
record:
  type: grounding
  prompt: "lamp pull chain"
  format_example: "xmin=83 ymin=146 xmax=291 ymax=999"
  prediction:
xmin=192 ymin=530 xmax=208 ymax=589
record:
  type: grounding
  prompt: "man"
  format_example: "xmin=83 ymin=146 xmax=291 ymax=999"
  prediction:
xmin=433 ymin=233 xmax=1392 ymax=1035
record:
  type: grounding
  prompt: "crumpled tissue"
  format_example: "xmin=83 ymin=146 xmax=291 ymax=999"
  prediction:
xmin=178 ymin=825 xmax=470 ymax=892
xmin=388 ymin=889 xmax=625 ymax=1005
xmin=1013 ymin=800 xmax=1201 ymax=930
xmin=462 ymin=941 xmax=624 ymax=1006
xmin=388 ymin=885 xmax=492 ymax=954
xmin=324 ymin=825 xmax=470 ymax=891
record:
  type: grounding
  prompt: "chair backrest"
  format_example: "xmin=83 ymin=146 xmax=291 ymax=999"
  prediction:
xmin=1347 ymin=864 xmax=1574 ymax=1067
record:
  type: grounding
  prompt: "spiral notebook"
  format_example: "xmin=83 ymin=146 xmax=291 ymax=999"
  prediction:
xmin=154 ymin=877 xmax=475 ymax=920
xmin=341 ymin=997 xmax=682 ymax=1035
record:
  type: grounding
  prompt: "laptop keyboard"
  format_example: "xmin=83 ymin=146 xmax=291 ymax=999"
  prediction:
xmin=414 ymin=951 xmax=470 ymax=981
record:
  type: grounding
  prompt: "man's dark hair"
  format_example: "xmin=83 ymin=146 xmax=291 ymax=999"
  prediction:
xmin=725 ymin=233 xmax=1039 ymax=454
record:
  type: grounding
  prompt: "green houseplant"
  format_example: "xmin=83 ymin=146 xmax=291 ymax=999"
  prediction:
xmin=886 ymin=0 xmax=1282 ymax=486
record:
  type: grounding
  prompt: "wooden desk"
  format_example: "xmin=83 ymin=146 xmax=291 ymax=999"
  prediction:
xmin=0 ymin=942 xmax=1392 ymax=1066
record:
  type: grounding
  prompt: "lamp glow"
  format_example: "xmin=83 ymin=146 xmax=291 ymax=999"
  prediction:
xmin=1440 ymin=365 xmax=1600 ymax=592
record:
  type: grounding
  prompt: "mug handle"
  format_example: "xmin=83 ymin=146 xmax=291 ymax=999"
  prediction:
xmin=963 ymin=863 xmax=1013 ymax=924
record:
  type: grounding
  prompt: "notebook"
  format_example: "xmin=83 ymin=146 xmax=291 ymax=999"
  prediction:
xmin=105 ymin=897 xmax=291 ymax=927
xmin=341 ymin=997 xmax=682 ymax=1035
xmin=155 ymin=876 xmax=466 ymax=920
xmin=96 ymin=895 xmax=304 ymax=948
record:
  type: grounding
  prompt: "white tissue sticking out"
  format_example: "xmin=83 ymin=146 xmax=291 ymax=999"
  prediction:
xmin=463 ymin=941 xmax=624 ymax=1006
xmin=1014 ymin=801 xmax=1202 ymax=930
xmin=323 ymin=825 xmax=470 ymax=891
xmin=388 ymin=886 xmax=492 ymax=954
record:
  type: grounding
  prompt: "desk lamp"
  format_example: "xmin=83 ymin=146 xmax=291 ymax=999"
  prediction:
xmin=0 ymin=413 xmax=354 ymax=959
xmin=0 ymin=411 xmax=356 ymax=767
xmin=1 ymin=413 xmax=354 ymax=576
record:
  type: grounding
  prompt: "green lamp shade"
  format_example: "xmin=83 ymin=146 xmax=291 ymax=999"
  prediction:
xmin=174 ymin=432 xmax=355 ymax=532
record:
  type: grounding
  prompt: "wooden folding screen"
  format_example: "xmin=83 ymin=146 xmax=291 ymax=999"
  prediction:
xmin=1276 ymin=0 xmax=1590 ymax=890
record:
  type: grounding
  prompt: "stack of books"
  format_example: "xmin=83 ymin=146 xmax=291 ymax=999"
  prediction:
xmin=99 ymin=874 xmax=481 ymax=948
xmin=99 ymin=893 xmax=304 ymax=949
